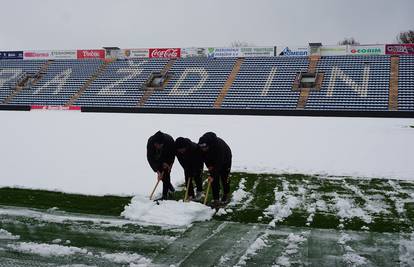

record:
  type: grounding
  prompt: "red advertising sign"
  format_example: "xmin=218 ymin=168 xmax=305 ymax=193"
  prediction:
xmin=77 ymin=49 xmax=105 ymax=59
xmin=31 ymin=105 xmax=81 ymax=111
xmin=385 ymin=44 xmax=414 ymax=55
xmin=149 ymin=48 xmax=181 ymax=58
xmin=23 ymin=51 xmax=51 ymax=60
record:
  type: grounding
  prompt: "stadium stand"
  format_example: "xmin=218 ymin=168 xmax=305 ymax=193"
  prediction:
xmin=0 ymin=60 xmax=46 ymax=104
xmin=75 ymin=59 xmax=168 ymax=107
xmin=306 ymin=55 xmax=391 ymax=111
xmin=221 ymin=56 xmax=308 ymax=110
xmin=144 ymin=57 xmax=236 ymax=108
xmin=0 ymin=47 xmax=413 ymax=117
xmin=8 ymin=59 xmax=102 ymax=106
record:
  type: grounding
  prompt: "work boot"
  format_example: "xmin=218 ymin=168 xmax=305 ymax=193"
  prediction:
xmin=210 ymin=199 xmax=221 ymax=209
xmin=154 ymin=194 xmax=167 ymax=201
xmin=221 ymin=193 xmax=230 ymax=205
xmin=167 ymin=190 xmax=175 ymax=200
xmin=194 ymin=191 xmax=204 ymax=202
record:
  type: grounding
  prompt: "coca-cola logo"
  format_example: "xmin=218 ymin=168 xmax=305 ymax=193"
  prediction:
xmin=149 ymin=48 xmax=181 ymax=58
xmin=386 ymin=44 xmax=414 ymax=55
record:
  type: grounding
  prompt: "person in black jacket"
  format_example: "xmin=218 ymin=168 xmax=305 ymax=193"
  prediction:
xmin=147 ymin=131 xmax=175 ymax=200
xmin=198 ymin=132 xmax=232 ymax=206
xmin=175 ymin=137 xmax=204 ymax=201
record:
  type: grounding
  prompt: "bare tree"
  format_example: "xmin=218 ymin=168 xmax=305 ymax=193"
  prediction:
xmin=230 ymin=41 xmax=255 ymax=47
xmin=396 ymin=30 xmax=414 ymax=44
xmin=338 ymin=37 xmax=360 ymax=45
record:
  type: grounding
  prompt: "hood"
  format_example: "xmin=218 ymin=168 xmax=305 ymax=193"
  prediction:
xmin=175 ymin=137 xmax=192 ymax=150
xmin=198 ymin=132 xmax=218 ymax=148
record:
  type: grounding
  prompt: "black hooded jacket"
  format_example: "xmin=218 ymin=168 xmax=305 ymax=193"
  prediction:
xmin=175 ymin=138 xmax=204 ymax=178
xmin=198 ymin=132 xmax=232 ymax=177
xmin=147 ymin=131 xmax=175 ymax=172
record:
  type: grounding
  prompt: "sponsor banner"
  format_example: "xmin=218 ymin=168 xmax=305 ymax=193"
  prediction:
xmin=181 ymin=47 xmax=207 ymax=58
xmin=239 ymin=47 xmax=275 ymax=57
xmin=207 ymin=47 xmax=276 ymax=58
xmin=24 ymin=50 xmax=77 ymax=60
xmin=207 ymin=47 xmax=240 ymax=58
xmin=23 ymin=51 xmax=51 ymax=60
xmin=49 ymin=50 xmax=77 ymax=59
xmin=385 ymin=44 xmax=414 ymax=55
xmin=122 ymin=48 xmax=149 ymax=59
xmin=77 ymin=49 xmax=105 ymax=59
xmin=0 ymin=51 xmax=23 ymax=60
xmin=278 ymin=46 xmax=309 ymax=56
xmin=347 ymin=45 xmax=385 ymax=55
xmin=149 ymin=48 xmax=181 ymax=58
xmin=31 ymin=105 xmax=81 ymax=111
xmin=320 ymin=45 xmax=347 ymax=56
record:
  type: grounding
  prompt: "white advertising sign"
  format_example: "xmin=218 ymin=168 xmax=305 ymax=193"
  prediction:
xmin=347 ymin=45 xmax=385 ymax=55
xmin=320 ymin=46 xmax=347 ymax=56
xmin=121 ymin=48 xmax=149 ymax=59
xmin=23 ymin=50 xmax=77 ymax=60
xmin=239 ymin=47 xmax=275 ymax=57
xmin=181 ymin=47 xmax=207 ymax=58
xmin=278 ymin=46 xmax=309 ymax=56
xmin=206 ymin=47 xmax=275 ymax=58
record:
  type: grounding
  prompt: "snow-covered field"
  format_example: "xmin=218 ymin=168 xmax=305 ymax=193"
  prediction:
xmin=0 ymin=111 xmax=413 ymax=196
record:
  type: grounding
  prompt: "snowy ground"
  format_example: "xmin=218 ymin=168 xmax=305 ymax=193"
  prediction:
xmin=0 ymin=209 xmax=411 ymax=266
xmin=0 ymin=172 xmax=413 ymax=266
xmin=0 ymin=111 xmax=413 ymax=196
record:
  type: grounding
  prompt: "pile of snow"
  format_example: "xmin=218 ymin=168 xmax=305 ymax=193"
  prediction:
xmin=265 ymin=181 xmax=300 ymax=226
xmin=274 ymin=232 xmax=307 ymax=267
xmin=100 ymin=252 xmax=151 ymax=265
xmin=235 ymin=233 xmax=269 ymax=266
xmin=337 ymin=233 xmax=369 ymax=266
xmin=0 ymin=229 xmax=20 ymax=240
xmin=7 ymin=242 xmax=88 ymax=257
xmin=229 ymin=178 xmax=250 ymax=206
xmin=121 ymin=195 xmax=215 ymax=227
xmin=334 ymin=196 xmax=372 ymax=224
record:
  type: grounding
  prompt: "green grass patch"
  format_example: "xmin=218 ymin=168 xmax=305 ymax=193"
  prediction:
xmin=1 ymin=172 xmax=413 ymax=233
xmin=0 ymin=187 xmax=132 ymax=216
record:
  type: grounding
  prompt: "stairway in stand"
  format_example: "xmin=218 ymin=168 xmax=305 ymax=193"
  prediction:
xmin=214 ymin=58 xmax=244 ymax=108
xmin=65 ymin=60 xmax=112 ymax=107
xmin=389 ymin=55 xmax=399 ymax=111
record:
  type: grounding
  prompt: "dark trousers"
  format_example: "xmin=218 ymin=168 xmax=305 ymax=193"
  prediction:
xmin=162 ymin=171 xmax=175 ymax=198
xmin=211 ymin=166 xmax=231 ymax=200
xmin=185 ymin=170 xmax=203 ymax=197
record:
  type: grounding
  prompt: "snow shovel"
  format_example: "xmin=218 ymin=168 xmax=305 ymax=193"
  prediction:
xmin=184 ymin=177 xmax=192 ymax=202
xmin=150 ymin=180 xmax=160 ymax=200
xmin=150 ymin=171 xmax=163 ymax=200
xmin=204 ymin=179 xmax=211 ymax=205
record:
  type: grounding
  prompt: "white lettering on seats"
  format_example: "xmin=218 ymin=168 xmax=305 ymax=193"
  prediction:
xmin=261 ymin=67 xmax=277 ymax=96
xmin=327 ymin=66 xmax=370 ymax=97
xmin=98 ymin=60 xmax=146 ymax=96
xmin=0 ymin=69 xmax=23 ymax=88
xmin=33 ymin=68 xmax=72 ymax=95
xmin=169 ymin=67 xmax=208 ymax=96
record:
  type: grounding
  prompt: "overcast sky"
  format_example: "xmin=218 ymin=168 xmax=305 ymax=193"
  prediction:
xmin=0 ymin=0 xmax=412 ymax=50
